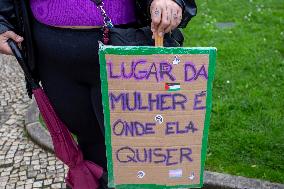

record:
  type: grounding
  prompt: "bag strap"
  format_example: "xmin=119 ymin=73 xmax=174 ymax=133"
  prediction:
xmin=7 ymin=39 xmax=40 ymax=89
xmin=91 ymin=0 xmax=103 ymax=5
xmin=90 ymin=0 xmax=164 ymax=46
xmin=92 ymin=0 xmax=113 ymax=28
xmin=90 ymin=0 xmax=113 ymax=44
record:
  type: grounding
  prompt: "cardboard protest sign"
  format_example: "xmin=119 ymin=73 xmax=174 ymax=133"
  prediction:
xmin=99 ymin=45 xmax=216 ymax=189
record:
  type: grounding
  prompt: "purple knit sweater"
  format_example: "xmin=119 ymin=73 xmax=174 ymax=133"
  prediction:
xmin=30 ymin=0 xmax=136 ymax=26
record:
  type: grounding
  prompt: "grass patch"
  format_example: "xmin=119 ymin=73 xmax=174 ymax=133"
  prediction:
xmin=184 ymin=0 xmax=284 ymax=183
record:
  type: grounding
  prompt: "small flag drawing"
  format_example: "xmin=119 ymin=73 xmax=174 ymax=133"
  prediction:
xmin=172 ymin=55 xmax=181 ymax=65
xmin=165 ymin=83 xmax=181 ymax=91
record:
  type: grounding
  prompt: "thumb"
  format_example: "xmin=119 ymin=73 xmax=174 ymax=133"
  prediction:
xmin=3 ymin=31 xmax=24 ymax=43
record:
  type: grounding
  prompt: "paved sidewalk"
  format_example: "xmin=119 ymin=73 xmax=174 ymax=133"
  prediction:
xmin=0 ymin=55 xmax=68 ymax=189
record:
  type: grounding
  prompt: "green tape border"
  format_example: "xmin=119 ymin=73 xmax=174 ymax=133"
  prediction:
xmin=99 ymin=44 xmax=217 ymax=189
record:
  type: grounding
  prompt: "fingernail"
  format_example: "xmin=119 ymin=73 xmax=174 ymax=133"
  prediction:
xmin=17 ymin=37 xmax=23 ymax=41
xmin=159 ymin=32 xmax=163 ymax=37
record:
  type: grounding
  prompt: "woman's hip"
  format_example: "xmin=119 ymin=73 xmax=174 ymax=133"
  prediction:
xmin=32 ymin=18 xmax=103 ymax=84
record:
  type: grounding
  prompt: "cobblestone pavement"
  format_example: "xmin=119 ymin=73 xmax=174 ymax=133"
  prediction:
xmin=0 ymin=55 xmax=68 ymax=189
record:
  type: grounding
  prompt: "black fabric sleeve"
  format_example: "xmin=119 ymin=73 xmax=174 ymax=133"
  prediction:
xmin=174 ymin=0 xmax=197 ymax=28
xmin=0 ymin=0 xmax=17 ymax=34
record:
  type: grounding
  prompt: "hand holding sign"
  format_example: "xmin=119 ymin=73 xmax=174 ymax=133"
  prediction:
xmin=150 ymin=0 xmax=182 ymax=37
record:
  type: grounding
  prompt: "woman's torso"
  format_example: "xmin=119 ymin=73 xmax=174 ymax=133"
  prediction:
xmin=30 ymin=0 xmax=136 ymax=28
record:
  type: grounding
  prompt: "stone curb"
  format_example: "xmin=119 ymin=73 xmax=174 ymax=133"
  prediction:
xmin=203 ymin=172 xmax=284 ymax=189
xmin=24 ymin=100 xmax=284 ymax=189
xmin=25 ymin=99 xmax=54 ymax=153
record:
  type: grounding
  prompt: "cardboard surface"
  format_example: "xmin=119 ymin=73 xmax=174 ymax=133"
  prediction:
xmin=99 ymin=46 xmax=216 ymax=189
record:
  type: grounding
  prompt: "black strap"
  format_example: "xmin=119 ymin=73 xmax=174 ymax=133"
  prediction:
xmin=90 ymin=0 xmax=113 ymax=28
xmin=7 ymin=39 xmax=39 ymax=89
xmin=90 ymin=0 xmax=103 ymax=6
xmin=89 ymin=0 xmax=113 ymax=45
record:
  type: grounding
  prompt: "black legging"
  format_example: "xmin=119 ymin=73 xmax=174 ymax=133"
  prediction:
xmin=32 ymin=19 xmax=107 ymax=171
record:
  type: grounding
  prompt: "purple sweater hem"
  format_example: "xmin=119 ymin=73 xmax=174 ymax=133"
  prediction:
xmin=30 ymin=0 xmax=136 ymax=27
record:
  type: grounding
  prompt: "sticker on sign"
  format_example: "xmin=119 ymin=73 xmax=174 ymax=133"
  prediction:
xmin=165 ymin=83 xmax=181 ymax=91
xmin=169 ymin=169 xmax=183 ymax=178
xmin=137 ymin=171 xmax=145 ymax=179
xmin=155 ymin=114 xmax=164 ymax=124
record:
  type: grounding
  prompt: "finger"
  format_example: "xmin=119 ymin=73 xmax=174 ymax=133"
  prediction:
xmin=157 ymin=6 xmax=171 ymax=37
xmin=171 ymin=9 xmax=182 ymax=30
xmin=151 ymin=22 xmax=157 ymax=35
xmin=0 ymin=42 xmax=13 ymax=55
xmin=151 ymin=22 xmax=156 ymax=39
xmin=151 ymin=5 xmax=162 ymax=33
xmin=166 ymin=3 xmax=182 ymax=32
xmin=177 ymin=6 xmax=183 ymax=25
xmin=164 ymin=8 xmax=173 ymax=34
xmin=3 ymin=31 xmax=24 ymax=43
xmin=17 ymin=42 xmax=23 ymax=49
